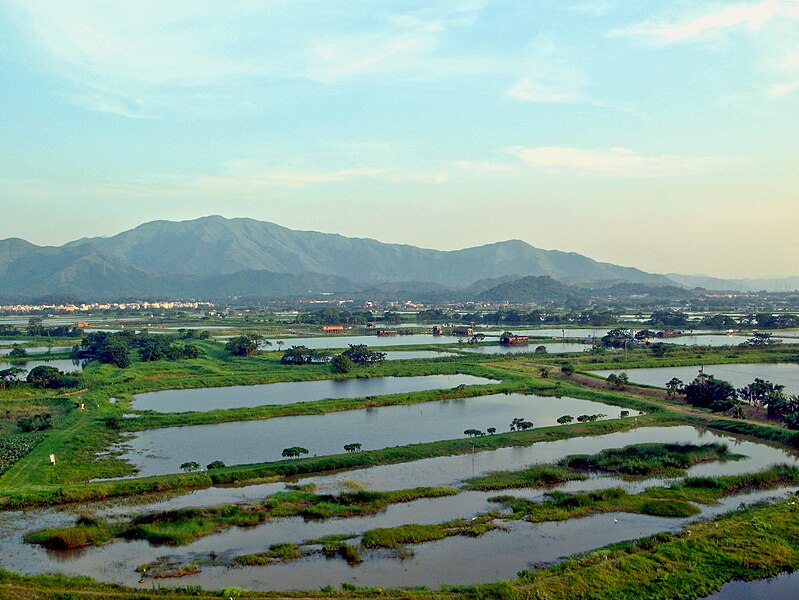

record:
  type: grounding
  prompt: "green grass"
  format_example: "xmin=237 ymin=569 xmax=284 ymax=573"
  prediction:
xmin=233 ymin=543 xmax=306 ymax=566
xmin=462 ymin=465 xmax=587 ymax=491
xmin=23 ymin=486 xmax=459 ymax=548
xmin=360 ymin=515 xmax=498 ymax=548
xmin=559 ymin=441 xmax=744 ymax=478
xmin=490 ymin=464 xmax=799 ymax=523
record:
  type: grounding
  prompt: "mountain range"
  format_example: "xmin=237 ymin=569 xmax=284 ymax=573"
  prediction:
xmin=0 ymin=216 xmax=794 ymax=301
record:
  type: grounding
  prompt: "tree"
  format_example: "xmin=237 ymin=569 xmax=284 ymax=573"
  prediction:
xmin=330 ymin=354 xmax=354 ymax=374
xmin=26 ymin=317 xmax=46 ymax=337
xmin=281 ymin=446 xmax=309 ymax=459
xmin=534 ymin=345 xmax=548 ymax=354
xmin=225 ymin=335 xmax=262 ymax=357
xmin=8 ymin=345 xmax=28 ymax=359
xmin=98 ymin=337 xmax=131 ymax=368
xmin=487 ymin=427 xmax=496 ymax=435
xmin=343 ymin=443 xmax=362 ymax=453
xmin=17 ymin=413 xmax=52 ymax=432
xmin=647 ymin=310 xmax=689 ymax=328
xmin=464 ymin=428 xmax=483 ymax=437
xmin=557 ymin=415 xmax=573 ymax=425
xmin=666 ymin=377 xmax=684 ymax=398
xmin=180 ymin=461 xmax=201 ymax=472
xmin=620 ymin=410 xmax=630 ymax=418
xmin=342 ymin=344 xmax=386 ymax=366
xmin=206 ymin=460 xmax=226 ymax=470
xmin=601 ymin=328 xmax=638 ymax=349
xmin=683 ymin=371 xmax=740 ymax=412
xmin=649 ymin=343 xmax=669 ymax=358
xmin=741 ymin=332 xmax=778 ymax=347
xmin=606 ymin=372 xmax=629 ymax=390
xmin=281 ymin=345 xmax=327 ymax=365
xmin=26 ymin=365 xmax=62 ymax=388
xmin=510 ymin=417 xmax=533 ymax=431
xmin=0 ymin=367 xmax=26 ymax=389
xmin=738 ymin=379 xmax=785 ymax=412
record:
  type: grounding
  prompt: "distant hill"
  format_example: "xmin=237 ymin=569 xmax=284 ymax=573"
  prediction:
xmin=0 ymin=216 xmax=790 ymax=299
xmin=666 ymin=273 xmax=799 ymax=293
xmin=477 ymin=276 xmax=586 ymax=304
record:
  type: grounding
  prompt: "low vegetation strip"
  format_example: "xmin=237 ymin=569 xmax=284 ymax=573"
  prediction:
xmin=461 ymin=442 xmax=743 ymax=491
xmin=0 ymin=414 xmax=673 ymax=509
xmin=490 ymin=464 xmax=799 ymax=523
xmin=24 ymin=486 xmax=459 ymax=549
xmin=559 ymin=442 xmax=744 ymax=478
xmin=462 ymin=465 xmax=587 ymax=491
xmin=511 ymin=497 xmax=799 ymax=600
xmin=0 ymin=433 xmax=44 ymax=476
xmin=360 ymin=516 xmax=498 ymax=548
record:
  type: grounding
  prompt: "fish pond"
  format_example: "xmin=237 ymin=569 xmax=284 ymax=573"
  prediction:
xmin=116 ymin=392 xmax=638 ymax=477
xmin=590 ymin=363 xmax=799 ymax=396
xmin=460 ymin=342 xmax=591 ymax=355
xmin=248 ymin=334 xmax=464 ymax=350
xmin=131 ymin=374 xmax=494 ymax=413
xmin=2 ymin=426 xmax=796 ymax=592
xmin=703 ymin=571 xmax=799 ymax=599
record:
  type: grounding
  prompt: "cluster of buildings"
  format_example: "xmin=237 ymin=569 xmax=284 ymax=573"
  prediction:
xmin=0 ymin=301 xmax=215 ymax=314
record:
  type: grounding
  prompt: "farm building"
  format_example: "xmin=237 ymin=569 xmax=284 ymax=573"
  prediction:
xmin=500 ymin=333 xmax=529 ymax=346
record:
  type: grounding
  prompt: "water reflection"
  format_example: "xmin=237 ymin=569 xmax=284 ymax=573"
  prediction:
xmin=590 ymin=363 xmax=799 ymax=396
xmin=117 ymin=394 xmax=640 ymax=477
xmin=132 ymin=374 xmax=494 ymax=413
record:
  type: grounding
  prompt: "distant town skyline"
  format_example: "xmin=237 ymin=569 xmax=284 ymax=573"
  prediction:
xmin=1 ymin=1 xmax=797 ymax=279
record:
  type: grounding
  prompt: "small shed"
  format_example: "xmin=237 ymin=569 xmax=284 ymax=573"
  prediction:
xmin=322 ymin=325 xmax=344 ymax=334
xmin=500 ymin=333 xmax=529 ymax=346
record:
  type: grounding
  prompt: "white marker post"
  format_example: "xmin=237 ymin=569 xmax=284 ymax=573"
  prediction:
xmin=49 ymin=454 xmax=56 ymax=465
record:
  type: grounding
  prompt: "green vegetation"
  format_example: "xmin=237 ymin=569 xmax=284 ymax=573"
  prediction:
xmin=559 ymin=442 xmax=743 ymax=478
xmin=491 ymin=464 xmax=799 ymax=523
xmin=490 ymin=487 xmax=701 ymax=521
xmin=462 ymin=465 xmax=586 ymax=491
xmin=233 ymin=543 xmax=306 ymax=566
xmin=0 ymin=433 xmax=44 ymax=475
xmin=24 ymin=486 xmax=459 ymax=549
xmin=361 ymin=515 xmax=497 ymax=548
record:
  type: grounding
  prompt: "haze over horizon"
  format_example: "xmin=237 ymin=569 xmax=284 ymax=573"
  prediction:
xmin=1 ymin=1 xmax=797 ymax=279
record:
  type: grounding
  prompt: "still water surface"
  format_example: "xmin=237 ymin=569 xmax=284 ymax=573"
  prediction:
xmin=117 ymin=393 xmax=638 ymax=477
xmin=131 ymin=374 xmax=494 ymax=413
xmin=2 ymin=425 xmax=796 ymax=591
xmin=590 ymin=363 xmax=799 ymax=396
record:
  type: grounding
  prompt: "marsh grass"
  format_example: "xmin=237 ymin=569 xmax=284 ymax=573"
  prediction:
xmin=559 ymin=442 xmax=744 ymax=478
xmin=462 ymin=465 xmax=587 ymax=491
xmin=360 ymin=515 xmax=498 ymax=548
xmin=24 ymin=486 xmax=459 ymax=549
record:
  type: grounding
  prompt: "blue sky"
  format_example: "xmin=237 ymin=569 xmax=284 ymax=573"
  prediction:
xmin=1 ymin=1 xmax=797 ymax=278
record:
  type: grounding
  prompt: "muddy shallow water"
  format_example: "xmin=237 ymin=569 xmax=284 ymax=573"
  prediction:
xmin=131 ymin=374 xmax=495 ymax=413
xmin=116 ymin=393 xmax=640 ymax=477
xmin=2 ymin=425 xmax=797 ymax=591
xmin=591 ymin=363 xmax=799 ymax=396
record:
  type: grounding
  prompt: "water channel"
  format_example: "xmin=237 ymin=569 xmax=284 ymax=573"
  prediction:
xmin=131 ymin=374 xmax=495 ymax=413
xmin=117 ymin=393 xmax=639 ymax=477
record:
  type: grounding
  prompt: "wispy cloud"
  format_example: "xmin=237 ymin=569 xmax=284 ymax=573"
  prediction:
xmin=6 ymin=1 xmax=498 ymax=117
xmin=611 ymin=1 xmax=799 ymax=45
xmin=506 ymin=38 xmax=593 ymax=105
xmin=510 ymin=146 xmax=721 ymax=177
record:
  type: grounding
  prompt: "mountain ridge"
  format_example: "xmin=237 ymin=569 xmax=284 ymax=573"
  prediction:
xmin=0 ymin=216 xmax=792 ymax=298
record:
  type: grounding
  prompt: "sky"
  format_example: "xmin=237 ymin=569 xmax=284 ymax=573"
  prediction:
xmin=1 ymin=0 xmax=797 ymax=279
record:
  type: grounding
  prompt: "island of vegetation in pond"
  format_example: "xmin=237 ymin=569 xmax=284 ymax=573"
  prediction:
xmin=462 ymin=442 xmax=745 ymax=491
